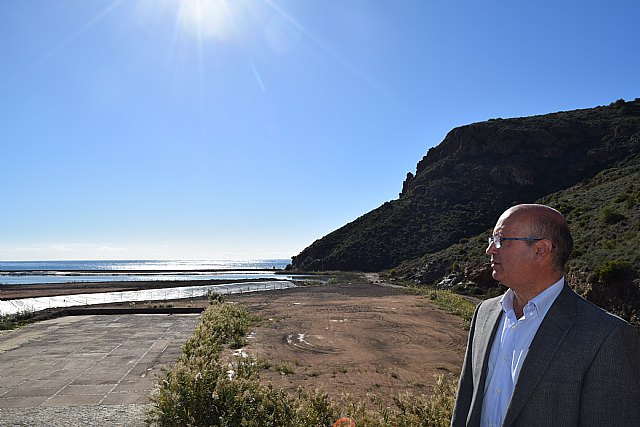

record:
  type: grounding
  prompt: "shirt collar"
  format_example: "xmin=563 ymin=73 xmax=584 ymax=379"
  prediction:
xmin=500 ymin=277 xmax=565 ymax=319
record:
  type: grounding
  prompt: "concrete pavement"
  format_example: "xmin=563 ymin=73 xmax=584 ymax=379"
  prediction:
xmin=0 ymin=313 xmax=200 ymax=424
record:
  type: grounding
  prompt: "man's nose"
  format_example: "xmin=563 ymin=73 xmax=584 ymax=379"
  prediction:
xmin=486 ymin=241 xmax=498 ymax=256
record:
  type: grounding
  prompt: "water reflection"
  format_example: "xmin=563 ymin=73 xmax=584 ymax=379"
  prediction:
xmin=0 ymin=280 xmax=296 ymax=316
xmin=0 ymin=271 xmax=296 ymax=285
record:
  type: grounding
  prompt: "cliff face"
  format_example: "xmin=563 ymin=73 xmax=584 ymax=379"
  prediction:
xmin=290 ymin=99 xmax=640 ymax=272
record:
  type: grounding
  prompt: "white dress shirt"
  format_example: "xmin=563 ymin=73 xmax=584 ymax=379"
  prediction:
xmin=480 ymin=277 xmax=564 ymax=427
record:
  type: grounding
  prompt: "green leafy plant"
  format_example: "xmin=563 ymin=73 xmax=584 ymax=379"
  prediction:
xmin=593 ymin=260 xmax=634 ymax=284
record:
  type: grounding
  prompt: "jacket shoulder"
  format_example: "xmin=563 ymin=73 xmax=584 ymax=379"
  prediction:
xmin=475 ymin=294 xmax=502 ymax=316
xmin=560 ymin=287 xmax=637 ymax=340
xmin=572 ymin=290 xmax=632 ymax=328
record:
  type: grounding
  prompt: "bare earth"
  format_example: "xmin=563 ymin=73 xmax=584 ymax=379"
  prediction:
xmin=224 ymin=279 xmax=469 ymax=404
xmin=2 ymin=276 xmax=470 ymax=406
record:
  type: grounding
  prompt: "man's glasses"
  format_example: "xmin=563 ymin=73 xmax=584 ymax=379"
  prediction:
xmin=487 ymin=236 xmax=543 ymax=249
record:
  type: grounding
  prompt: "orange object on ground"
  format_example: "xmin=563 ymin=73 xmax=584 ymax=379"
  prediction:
xmin=333 ymin=417 xmax=356 ymax=427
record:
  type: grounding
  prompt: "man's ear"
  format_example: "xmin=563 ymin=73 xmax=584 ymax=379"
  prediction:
xmin=534 ymin=239 xmax=554 ymax=262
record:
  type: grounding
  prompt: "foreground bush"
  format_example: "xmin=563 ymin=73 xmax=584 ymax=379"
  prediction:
xmin=148 ymin=299 xmax=458 ymax=426
xmin=148 ymin=300 xmax=304 ymax=425
xmin=151 ymin=359 xmax=299 ymax=426
xmin=347 ymin=375 xmax=456 ymax=427
xmin=0 ymin=310 xmax=36 ymax=330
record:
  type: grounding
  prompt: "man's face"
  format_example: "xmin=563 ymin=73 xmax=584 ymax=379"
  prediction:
xmin=486 ymin=210 xmax=537 ymax=289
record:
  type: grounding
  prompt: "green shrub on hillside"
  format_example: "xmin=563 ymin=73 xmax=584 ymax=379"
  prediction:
xmin=593 ymin=260 xmax=634 ymax=284
xmin=598 ymin=207 xmax=625 ymax=225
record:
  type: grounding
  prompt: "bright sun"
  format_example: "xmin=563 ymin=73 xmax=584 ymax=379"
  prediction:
xmin=174 ymin=0 xmax=239 ymax=40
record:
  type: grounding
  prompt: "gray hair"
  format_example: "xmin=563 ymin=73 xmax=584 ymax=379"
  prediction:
xmin=528 ymin=214 xmax=574 ymax=271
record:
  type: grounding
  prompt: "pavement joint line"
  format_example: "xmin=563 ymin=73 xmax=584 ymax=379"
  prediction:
xmin=97 ymin=319 xmax=174 ymax=405
xmin=42 ymin=316 xmax=125 ymax=407
xmin=0 ymin=316 xmax=106 ymax=400
xmin=0 ymin=313 xmax=201 ymax=415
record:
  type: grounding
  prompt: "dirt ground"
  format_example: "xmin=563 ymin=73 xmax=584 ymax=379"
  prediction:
xmin=224 ymin=279 xmax=469 ymax=405
xmin=2 ymin=275 xmax=470 ymax=405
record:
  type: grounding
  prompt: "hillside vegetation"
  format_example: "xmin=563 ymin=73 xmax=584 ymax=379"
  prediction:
xmin=290 ymin=98 xmax=640 ymax=325
xmin=393 ymin=161 xmax=640 ymax=327
xmin=291 ymin=99 xmax=640 ymax=272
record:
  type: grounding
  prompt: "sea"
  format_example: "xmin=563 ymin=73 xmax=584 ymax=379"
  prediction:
xmin=0 ymin=259 xmax=291 ymax=285
xmin=0 ymin=259 xmax=299 ymax=316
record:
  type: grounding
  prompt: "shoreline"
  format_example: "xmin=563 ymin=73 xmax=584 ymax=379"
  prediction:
xmin=0 ymin=278 xmax=284 ymax=300
xmin=1 ymin=268 xmax=285 ymax=275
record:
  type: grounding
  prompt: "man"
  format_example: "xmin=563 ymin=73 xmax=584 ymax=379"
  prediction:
xmin=451 ymin=204 xmax=640 ymax=426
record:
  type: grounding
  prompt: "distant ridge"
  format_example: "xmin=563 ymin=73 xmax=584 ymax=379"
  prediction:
xmin=290 ymin=99 xmax=640 ymax=273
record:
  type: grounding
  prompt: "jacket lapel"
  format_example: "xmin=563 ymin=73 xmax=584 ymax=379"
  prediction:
xmin=468 ymin=298 xmax=504 ymax=424
xmin=502 ymin=285 xmax=577 ymax=426
xmin=475 ymin=300 xmax=504 ymax=382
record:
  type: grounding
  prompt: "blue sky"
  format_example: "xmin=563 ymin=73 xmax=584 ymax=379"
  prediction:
xmin=1 ymin=0 xmax=639 ymax=261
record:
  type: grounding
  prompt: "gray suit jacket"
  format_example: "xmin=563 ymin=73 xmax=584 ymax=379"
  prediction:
xmin=451 ymin=285 xmax=640 ymax=426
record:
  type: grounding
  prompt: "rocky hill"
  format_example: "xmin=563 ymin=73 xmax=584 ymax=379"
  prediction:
xmin=393 ymin=161 xmax=640 ymax=327
xmin=290 ymin=99 xmax=640 ymax=273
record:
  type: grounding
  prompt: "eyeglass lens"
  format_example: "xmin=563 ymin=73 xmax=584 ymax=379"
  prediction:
xmin=488 ymin=236 xmax=501 ymax=248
